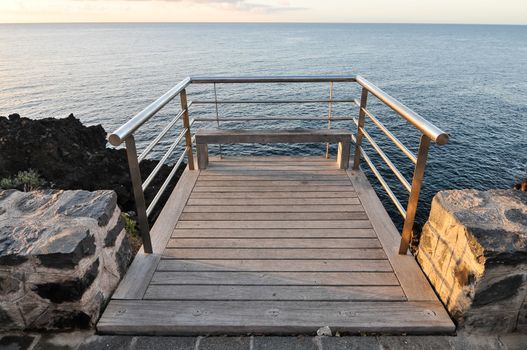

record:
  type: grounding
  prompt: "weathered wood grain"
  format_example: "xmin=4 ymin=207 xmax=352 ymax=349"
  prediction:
xmin=347 ymin=169 xmax=439 ymax=301
xmin=149 ymin=271 xmax=399 ymax=286
xmin=186 ymin=197 xmax=361 ymax=206
xmin=176 ymin=220 xmax=373 ymax=229
xmin=190 ymin=191 xmax=357 ymax=199
xmin=179 ymin=212 xmax=368 ymax=221
xmin=193 ymin=186 xmax=355 ymax=192
xmin=98 ymin=300 xmax=456 ymax=335
xmin=162 ymin=248 xmax=386 ymax=259
xmin=156 ymin=259 xmax=393 ymax=272
xmin=144 ymin=285 xmax=406 ymax=301
xmin=111 ymin=165 xmax=199 ymax=300
xmin=183 ymin=204 xmax=363 ymax=213
xmin=195 ymin=128 xmax=351 ymax=145
xmin=195 ymin=180 xmax=351 ymax=187
xmin=167 ymin=238 xmax=381 ymax=249
xmin=171 ymin=228 xmax=377 ymax=238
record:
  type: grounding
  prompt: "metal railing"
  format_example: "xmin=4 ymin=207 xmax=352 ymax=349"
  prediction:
xmin=109 ymin=75 xmax=448 ymax=255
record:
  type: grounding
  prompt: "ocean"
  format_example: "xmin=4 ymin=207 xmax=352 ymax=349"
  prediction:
xmin=0 ymin=23 xmax=526 ymax=225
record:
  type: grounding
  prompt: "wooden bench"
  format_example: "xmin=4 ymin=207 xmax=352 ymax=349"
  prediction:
xmin=195 ymin=129 xmax=352 ymax=170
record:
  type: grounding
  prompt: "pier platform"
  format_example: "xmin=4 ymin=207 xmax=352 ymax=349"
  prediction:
xmin=97 ymin=156 xmax=454 ymax=335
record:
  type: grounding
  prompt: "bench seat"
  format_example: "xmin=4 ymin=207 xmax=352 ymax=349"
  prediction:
xmin=195 ymin=128 xmax=352 ymax=169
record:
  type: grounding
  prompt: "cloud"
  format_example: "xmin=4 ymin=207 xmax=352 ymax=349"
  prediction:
xmin=76 ymin=0 xmax=306 ymax=14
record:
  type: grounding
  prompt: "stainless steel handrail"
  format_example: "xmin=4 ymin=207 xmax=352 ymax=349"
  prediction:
xmin=109 ymin=77 xmax=191 ymax=146
xmin=354 ymin=99 xmax=418 ymax=164
xmin=195 ymin=116 xmax=355 ymax=122
xmin=137 ymin=102 xmax=192 ymax=163
xmin=190 ymin=75 xmax=357 ymax=84
xmin=109 ymin=74 xmax=448 ymax=256
xmin=192 ymin=99 xmax=355 ymax=104
xmin=353 ymin=117 xmax=412 ymax=192
xmin=356 ymin=75 xmax=449 ymax=145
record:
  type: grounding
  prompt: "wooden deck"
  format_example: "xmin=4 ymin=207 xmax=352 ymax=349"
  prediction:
xmin=98 ymin=156 xmax=454 ymax=335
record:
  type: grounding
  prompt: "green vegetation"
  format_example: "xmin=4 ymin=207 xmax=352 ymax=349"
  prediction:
xmin=0 ymin=169 xmax=46 ymax=192
xmin=121 ymin=213 xmax=137 ymax=236
xmin=121 ymin=213 xmax=142 ymax=253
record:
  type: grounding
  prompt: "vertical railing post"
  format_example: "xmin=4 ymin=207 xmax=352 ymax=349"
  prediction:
xmin=180 ymin=89 xmax=195 ymax=170
xmin=125 ymin=135 xmax=153 ymax=254
xmin=213 ymin=83 xmax=223 ymax=158
xmin=399 ymin=134 xmax=431 ymax=254
xmin=352 ymin=87 xmax=369 ymax=170
xmin=325 ymin=81 xmax=333 ymax=159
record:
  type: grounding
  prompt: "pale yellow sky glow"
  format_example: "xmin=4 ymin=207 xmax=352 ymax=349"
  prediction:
xmin=1 ymin=0 xmax=526 ymax=24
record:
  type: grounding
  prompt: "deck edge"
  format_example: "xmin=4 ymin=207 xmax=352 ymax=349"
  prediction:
xmin=110 ymin=164 xmax=200 ymax=300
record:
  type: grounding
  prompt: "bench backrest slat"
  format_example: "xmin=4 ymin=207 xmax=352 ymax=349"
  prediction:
xmin=195 ymin=128 xmax=351 ymax=144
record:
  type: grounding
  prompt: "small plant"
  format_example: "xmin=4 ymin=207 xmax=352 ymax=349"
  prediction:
xmin=0 ymin=169 xmax=45 ymax=192
xmin=121 ymin=213 xmax=137 ymax=236
xmin=121 ymin=213 xmax=142 ymax=254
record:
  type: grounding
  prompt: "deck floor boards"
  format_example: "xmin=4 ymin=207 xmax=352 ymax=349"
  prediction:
xmin=98 ymin=156 xmax=454 ymax=335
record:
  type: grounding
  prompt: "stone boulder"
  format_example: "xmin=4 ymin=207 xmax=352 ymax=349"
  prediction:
xmin=0 ymin=113 xmax=185 ymax=223
xmin=417 ymin=189 xmax=527 ymax=333
xmin=0 ymin=189 xmax=132 ymax=330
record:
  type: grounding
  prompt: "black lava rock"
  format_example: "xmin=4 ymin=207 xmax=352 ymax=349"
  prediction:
xmin=0 ymin=114 xmax=185 ymax=222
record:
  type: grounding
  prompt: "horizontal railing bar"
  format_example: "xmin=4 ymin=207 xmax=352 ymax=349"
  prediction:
xmin=109 ymin=77 xmax=191 ymax=146
xmin=146 ymin=147 xmax=188 ymax=217
xmin=192 ymin=99 xmax=355 ymax=104
xmin=194 ymin=117 xmax=355 ymax=122
xmin=352 ymin=134 xmax=407 ymax=219
xmin=356 ymin=75 xmax=448 ymax=145
xmin=190 ymin=75 xmax=357 ymax=84
xmin=353 ymin=99 xmax=417 ymax=164
xmin=137 ymin=103 xmax=192 ymax=163
xmin=352 ymin=118 xmax=412 ymax=192
xmin=142 ymin=128 xmax=187 ymax=191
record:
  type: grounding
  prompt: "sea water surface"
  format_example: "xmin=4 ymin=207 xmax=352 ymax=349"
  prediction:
xmin=0 ymin=23 xmax=526 ymax=225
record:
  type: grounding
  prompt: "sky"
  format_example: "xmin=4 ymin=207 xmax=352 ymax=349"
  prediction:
xmin=0 ymin=0 xmax=526 ymax=25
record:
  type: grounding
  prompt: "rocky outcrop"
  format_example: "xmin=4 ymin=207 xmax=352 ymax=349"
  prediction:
xmin=0 ymin=113 xmax=185 ymax=222
xmin=417 ymin=189 xmax=527 ymax=333
xmin=0 ymin=189 xmax=132 ymax=330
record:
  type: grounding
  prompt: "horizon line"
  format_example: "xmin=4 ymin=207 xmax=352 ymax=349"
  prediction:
xmin=0 ymin=21 xmax=526 ymax=26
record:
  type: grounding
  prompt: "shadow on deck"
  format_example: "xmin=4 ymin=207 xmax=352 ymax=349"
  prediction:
xmin=97 ymin=156 xmax=454 ymax=335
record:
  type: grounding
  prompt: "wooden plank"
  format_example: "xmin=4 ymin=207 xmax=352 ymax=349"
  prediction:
xmin=186 ymin=197 xmax=361 ymax=206
xmin=195 ymin=128 xmax=352 ymax=144
xmin=206 ymin=165 xmax=341 ymax=171
xmin=347 ymin=169 xmax=439 ymax=301
xmin=156 ymin=259 xmax=393 ymax=272
xmin=167 ymin=238 xmax=381 ymax=249
xmin=211 ymin=160 xmax=339 ymax=166
xmin=195 ymin=180 xmax=351 ymax=187
xmin=143 ymin=285 xmax=406 ymax=301
xmin=212 ymin=156 xmax=332 ymax=162
xmin=198 ymin=174 xmax=349 ymax=181
xmin=201 ymin=169 xmax=346 ymax=175
xmin=112 ymin=165 xmax=200 ymax=299
xmin=150 ymin=271 xmax=399 ymax=286
xmin=193 ymin=186 xmax=355 ymax=192
xmin=183 ymin=205 xmax=364 ymax=213
xmin=176 ymin=220 xmax=372 ymax=229
xmin=190 ymin=191 xmax=357 ymax=199
xmin=179 ymin=212 xmax=368 ymax=221
xmin=110 ymin=252 xmax=159 ymax=300
xmin=172 ymin=228 xmax=377 ymax=238
xmin=162 ymin=248 xmax=386 ymax=260
xmin=98 ymin=300 xmax=456 ymax=335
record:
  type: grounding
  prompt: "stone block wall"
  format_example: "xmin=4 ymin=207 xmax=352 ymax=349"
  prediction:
xmin=417 ymin=189 xmax=527 ymax=333
xmin=0 ymin=189 xmax=133 ymax=330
